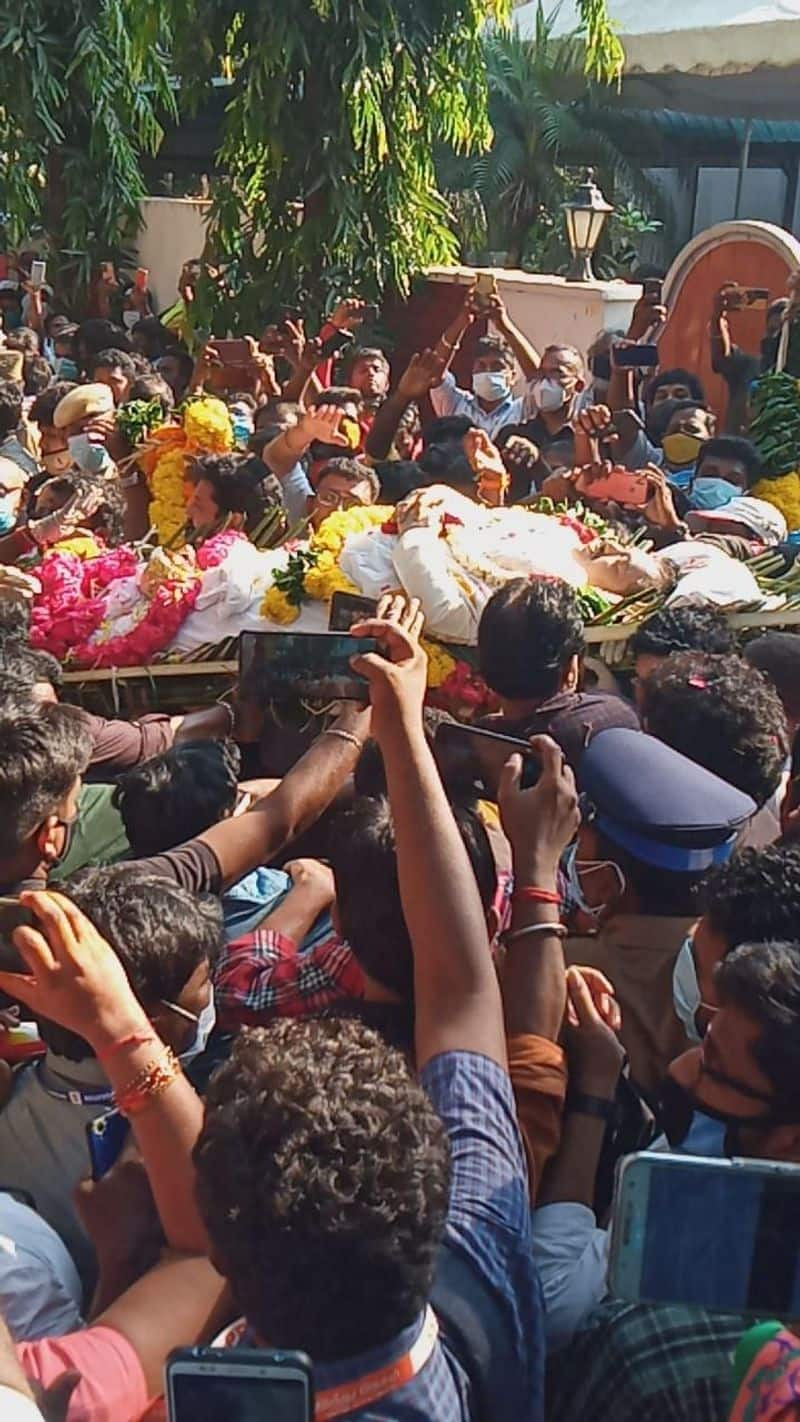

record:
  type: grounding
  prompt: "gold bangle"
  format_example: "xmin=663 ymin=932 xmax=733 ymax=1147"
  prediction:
xmin=115 ymin=1047 xmax=182 ymax=1118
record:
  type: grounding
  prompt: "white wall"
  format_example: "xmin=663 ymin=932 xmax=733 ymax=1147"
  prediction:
xmin=137 ymin=197 xmax=211 ymax=313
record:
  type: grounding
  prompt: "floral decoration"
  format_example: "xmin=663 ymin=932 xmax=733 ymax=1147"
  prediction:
xmin=752 ymin=472 xmax=800 ymax=533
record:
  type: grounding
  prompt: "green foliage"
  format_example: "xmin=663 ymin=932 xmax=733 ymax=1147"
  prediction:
xmin=0 ymin=0 xmax=175 ymax=297
xmin=439 ymin=13 xmax=660 ymax=273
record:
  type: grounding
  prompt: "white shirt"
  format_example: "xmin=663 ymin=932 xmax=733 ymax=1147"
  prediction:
xmin=531 ymin=1203 xmax=609 ymax=1350
xmin=429 ymin=370 xmax=525 ymax=438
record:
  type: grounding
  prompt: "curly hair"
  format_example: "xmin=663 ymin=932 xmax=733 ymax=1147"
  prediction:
xmin=640 ymin=652 xmax=788 ymax=806
xmin=474 ymin=334 xmax=515 ymax=371
xmin=697 ymin=846 xmax=800 ymax=946
xmin=114 ymin=739 xmax=241 ymax=855
xmin=194 ymin=1018 xmax=450 ymax=1360
xmin=744 ymin=632 xmax=800 ymax=725
xmin=716 ymin=941 xmax=800 ymax=1116
xmin=478 ymin=576 xmax=585 ymax=701
xmin=630 ymin=605 xmax=736 ymax=661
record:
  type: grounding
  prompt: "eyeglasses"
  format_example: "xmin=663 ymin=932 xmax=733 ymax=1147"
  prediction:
xmin=316 ymin=489 xmax=367 ymax=510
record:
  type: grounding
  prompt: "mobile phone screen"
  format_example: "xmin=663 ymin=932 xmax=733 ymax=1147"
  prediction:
xmin=636 ymin=1163 xmax=800 ymax=1313
xmin=239 ymin=631 xmax=379 ymax=701
xmin=328 ymin=591 xmax=378 ymax=632
xmin=170 ymin=1371 xmax=310 ymax=1422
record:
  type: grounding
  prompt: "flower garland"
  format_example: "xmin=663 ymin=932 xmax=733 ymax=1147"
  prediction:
xmin=259 ymin=505 xmax=393 ymax=624
xmin=752 ymin=472 xmax=800 ymax=533
xmin=145 ymin=397 xmax=234 ymax=546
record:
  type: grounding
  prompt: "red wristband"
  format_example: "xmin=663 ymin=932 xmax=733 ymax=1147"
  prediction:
xmin=95 ymin=1031 xmax=157 ymax=1064
xmin=514 ymin=886 xmax=561 ymax=905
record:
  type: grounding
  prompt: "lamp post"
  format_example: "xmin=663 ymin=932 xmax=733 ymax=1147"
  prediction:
xmin=562 ymin=171 xmax=613 ymax=282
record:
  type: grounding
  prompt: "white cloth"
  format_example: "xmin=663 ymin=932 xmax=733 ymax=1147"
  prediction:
xmin=531 ymin=1203 xmax=609 ymax=1351
xmin=0 ymin=1388 xmax=45 ymax=1421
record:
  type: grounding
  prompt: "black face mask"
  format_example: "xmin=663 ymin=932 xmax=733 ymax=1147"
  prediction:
xmin=658 ymin=1072 xmax=796 ymax=1155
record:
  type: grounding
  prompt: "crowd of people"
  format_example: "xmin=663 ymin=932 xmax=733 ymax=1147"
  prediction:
xmin=0 ymin=251 xmax=797 ymax=1421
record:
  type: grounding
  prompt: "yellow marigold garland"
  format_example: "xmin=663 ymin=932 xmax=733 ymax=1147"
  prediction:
xmin=260 ymin=585 xmax=300 ymax=625
xmin=752 ymin=472 xmax=800 ymax=532
xmin=149 ymin=446 xmax=189 ymax=546
xmin=183 ymin=396 xmax=233 ymax=454
xmin=147 ymin=398 xmax=235 ymax=546
xmin=422 ymin=637 xmax=458 ymax=689
xmin=303 ymin=551 xmax=360 ymax=602
xmin=311 ymin=505 xmax=394 ymax=558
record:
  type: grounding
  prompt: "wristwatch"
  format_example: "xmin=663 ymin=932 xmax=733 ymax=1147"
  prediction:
xmin=565 ymin=1090 xmax=616 ymax=1122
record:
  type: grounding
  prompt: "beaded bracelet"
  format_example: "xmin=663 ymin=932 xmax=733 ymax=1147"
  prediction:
xmin=115 ymin=1047 xmax=181 ymax=1118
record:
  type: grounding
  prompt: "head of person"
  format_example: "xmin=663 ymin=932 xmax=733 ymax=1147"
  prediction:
xmin=660 ymin=401 xmax=717 ymax=471
xmin=86 ymin=348 xmax=136 ymax=406
xmin=47 ymin=316 xmax=79 ymax=379
xmin=645 ymin=367 xmax=705 ymax=411
xmin=667 ymin=940 xmax=800 ymax=1161
xmin=392 ymin=402 xmax=422 ymax=461
xmin=674 ymin=846 xmax=800 ymax=1044
xmin=0 ymin=596 xmax=32 ymax=651
xmin=417 ymin=439 xmax=476 ymax=495
xmin=781 ymin=726 xmax=800 ymax=843
xmin=194 ymin=1017 xmax=450 ymax=1359
xmin=0 ymin=459 xmax=28 ymax=535
xmin=6 ymin=326 xmax=40 ymax=358
xmin=185 ymin=452 xmax=283 ymax=536
xmin=114 ymin=740 xmax=241 ymax=855
xmin=30 ymin=471 xmax=125 ymax=547
xmin=74 ymin=319 xmax=131 ymax=374
xmin=0 ymin=380 xmax=23 ymax=445
xmin=421 ymin=414 xmax=473 ymax=449
xmin=307 ymin=459 xmax=379 ymax=531
xmin=478 ymin=577 xmax=584 ymax=711
xmin=23 ymin=355 xmax=52 ymax=399
xmin=330 ymin=794 xmax=497 ymax=1002
xmin=0 ymin=283 xmax=22 ymax=331
xmin=0 ymin=688 xmax=92 ymax=884
xmin=346 ymin=347 xmax=390 ymax=402
xmin=526 ymin=345 xmax=585 ymax=422
xmin=745 ymin=632 xmax=800 ymax=738
xmin=47 ymin=863 xmax=222 ymax=1063
xmin=373 ymin=459 xmax=428 ymax=505
xmin=470 ymin=335 xmax=516 ymax=409
xmin=640 ymin=651 xmax=788 ymax=807
xmin=126 ymin=373 xmax=175 ymax=420
xmin=29 ymin=382 xmax=78 ymax=474
xmin=308 ymin=388 xmax=363 ymax=476
xmin=155 ymin=349 xmax=194 ymax=402
xmin=695 ymin=436 xmax=760 ymax=492
xmin=254 ymin=399 xmax=303 ymax=435
xmin=52 ymin=383 xmax=115 ymax=446
xmin=630 ymin=604 xmax=736 ymax=695
xmin=130 ymin=317 xmax=175 ymax=362
xmin=585 ymin=329 xmax=624 ymax=405
xmin=569 ymin=729 xmax=756 ymax=930
xmin=0 ymin=643 xmax=61 ymax=700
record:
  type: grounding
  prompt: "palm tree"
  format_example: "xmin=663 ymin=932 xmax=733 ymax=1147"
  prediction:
xmin=438 ymin=8 xmax=665 ymax=269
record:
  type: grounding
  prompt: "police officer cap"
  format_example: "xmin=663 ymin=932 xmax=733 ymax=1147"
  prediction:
xmin=581 ymin=728 xmax=756 ymax=872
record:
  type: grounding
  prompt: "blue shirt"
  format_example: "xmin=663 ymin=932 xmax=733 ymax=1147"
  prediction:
xmin=430 ymin=371 xmax=525 ymax=439
xmin=311 ymin=1050 xmax=544 ymax=1419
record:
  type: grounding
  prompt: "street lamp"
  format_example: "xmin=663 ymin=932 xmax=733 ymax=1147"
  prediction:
xmin=562 ymin=171 xmax=613 ymax=282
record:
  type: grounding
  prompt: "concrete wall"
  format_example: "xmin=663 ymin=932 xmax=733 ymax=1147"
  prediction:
xmin=137 ymin=197 xmax=210 ymax=313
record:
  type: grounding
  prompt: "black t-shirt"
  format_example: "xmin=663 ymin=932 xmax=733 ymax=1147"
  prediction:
xmin=479 ymin=692 xmax=640 ymax=777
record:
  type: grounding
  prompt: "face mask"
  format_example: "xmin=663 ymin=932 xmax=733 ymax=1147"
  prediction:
xmin=42 ymin=449 xmax=74 ymax=477
xmin=231 ymin=415 xmax=253 ymax=447
xmin=672 ymin=936 xmax=703 ymax=1045
xmin=530 ymin=377 xmax=567 ymax=413
xmin=662 ymin=431 xmax=703 ymax=468
xmin=563 ymin=843 xmax=625 ymax=921
xmin=472 ymin=371 xmax=511 ymax=403
xmin=0 ymin=496 xmax=17 ymax=534
xmin=54 ymin=358 xmax=79 ymax=381
xmin=67 ymin=434 xmax=109 ymax=475
xmin=162 ymin=991 xmax=217 ymax=1065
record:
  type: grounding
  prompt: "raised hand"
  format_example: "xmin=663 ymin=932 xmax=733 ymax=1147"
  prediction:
xmin=396 ymin=349 xmax=448 ymax=402
xmin=563 ymin=965 xmax=625 ymax=1097
xmin=498 ymin=735 xmax=579 ymax=888
xmin=299 ymin=404 xmax=349 ymax=446
xmin=349 ymin=609 xmax=427 ymax=745
xmin=329 ymin=297 xmax=368 ymax=332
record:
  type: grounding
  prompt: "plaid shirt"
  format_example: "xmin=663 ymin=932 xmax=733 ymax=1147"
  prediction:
xmin=214 ymin=927 xmax=364 ymax=1027
xmin=547 ymin=1300 xmax=744 ymax=1422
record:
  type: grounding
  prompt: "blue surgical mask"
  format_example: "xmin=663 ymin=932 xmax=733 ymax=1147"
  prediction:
xmin=161 ymin=990 xmax=217 ymax=1065
xmin=55 ymin=358 xmax=79 ymax=381
xmin=472 ymin=371 xmax=510 ymax=403
xmin=562 ymin=843 xmax=625 ymax=921
xmin=672 ymin=936 xmax=703 ymax=1044
xmin=0 ymin=495 xmax=17 ymax=534
xmin=67 ymin=434 xmax=109 ymax=475
xmin=231 ymin=415 xmax=253 ymax=447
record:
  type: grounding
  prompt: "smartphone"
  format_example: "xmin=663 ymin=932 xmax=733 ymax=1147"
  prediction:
xmin=86 ymin=1110 xmax=130 ymax=1182
xmin=166 ymin=1347 xmax=313 ymax=1422
xmin=643 ymin=278 xmax=662 ymax=303
xmin=609 ymin=1153 xmax=800 ymax=1317
xmin=574 ymin=467 xmax=650 ymax=508
xmin=745 ymin=287 xmax=770 ymax=309
xmin=318 ymin=329 xmax=354 ymax=361
xmin=214 ymin=339 xmax=251 ymax=366
xmin=434 ymin=720 xmax=540 ymax=797
xmin=239 ymin=630 xmax=382 ymax=702
xmin=134 ymin=267 xmax=149 ymax=291
xmin=0 ymin=898 xmax=34 ymax=974
xmin=473 ymin=272 xmax=498 ymax=314
xmin=328 ymin=590 xmax=378 ymax=632
xmin=613 ymin=343 xmax=659 ymax=370
xmin=30 ymin=260 xmax=46 ymax=290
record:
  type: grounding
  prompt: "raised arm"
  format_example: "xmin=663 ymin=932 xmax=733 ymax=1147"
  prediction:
xmin=486 ymin=292 xmax=540 ymax=380
xmin=262 ymin=405 xmax=348 ymax=481
xmin=0 ymin=892 xmax=207 ymax=1253
xmin=364 ymin=348 xmax=446 ymax=461
xmin=352 ymin=612 xmax=505 ymax=1069
xmin=497 ymin=737 xmax=579 ymax=1042
xmin=199 ymin=703 xmax=369 ymax=887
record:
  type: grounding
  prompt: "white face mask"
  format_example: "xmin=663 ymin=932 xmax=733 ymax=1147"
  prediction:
xmin=672 ymin=936 xmax=703 ymax=1045
xmin=472 ymin=371 xmax=510 ymax=403
xmin=563 ymin=843 xmax=625 ymax=922
xmin=531 ymin=376 xmax=568 ymax=413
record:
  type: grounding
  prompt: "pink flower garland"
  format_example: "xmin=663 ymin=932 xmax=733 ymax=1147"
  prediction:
xmin=29 ymin=532 xmax=245 ymax=669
